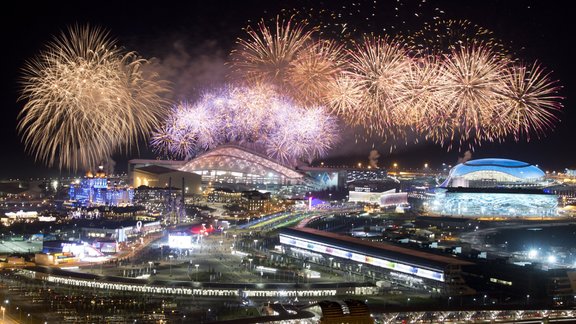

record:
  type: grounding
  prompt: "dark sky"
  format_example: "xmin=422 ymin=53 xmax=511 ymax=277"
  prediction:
xmin=1 ymin=0 xmax=573 ymax=179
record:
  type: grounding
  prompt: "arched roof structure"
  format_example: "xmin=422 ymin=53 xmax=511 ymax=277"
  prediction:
xmin=442 ymin=158 xmax=545 ymax=187
xmin=179 ymin=145 xmax=304 ymax=183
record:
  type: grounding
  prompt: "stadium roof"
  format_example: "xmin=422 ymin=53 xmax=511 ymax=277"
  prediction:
xmin=179 ymin=145 xmax=304 ymax=181
xmin=443 ymin=158 xmax=545 ymax=186
xmin=280 ymin=227 xmax=473 ymax=271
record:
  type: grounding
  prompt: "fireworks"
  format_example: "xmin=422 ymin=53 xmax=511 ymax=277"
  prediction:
xmin=345 ymin=35 xmax=411 ymax=132
xmin=498 ymin=62 xmax=563 ymax=141
xmin=407 ymin=19 xmax=511 ymax=58
xmin=435 ymin=45 xmax=509 ymax=145
xmin=18 ymin=11 xmax=564 ymax=170
xmin=231 ymin=12 xmax=563 ymax=155
xmin=231 ymin=17 xmax=314 ymax=87
xmin=19 ymin=24 xmax=168 ymax=171
xmin=287 ymin=39 xmax=346 ymax=105
xmin=151 ymin=86 xmax=340 ymax=165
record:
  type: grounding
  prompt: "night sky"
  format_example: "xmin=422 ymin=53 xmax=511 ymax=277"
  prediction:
xmin=1 ymin=0 xmax=573 ymax=179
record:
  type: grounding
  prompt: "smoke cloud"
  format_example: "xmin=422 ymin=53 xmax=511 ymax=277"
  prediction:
xmin=368 ymin=149 xmax=380 ymax=168
xmin=148 ymin=39 xmax=229 ymax=101
xmin=457 ymin=150 xmax=472 ymax=164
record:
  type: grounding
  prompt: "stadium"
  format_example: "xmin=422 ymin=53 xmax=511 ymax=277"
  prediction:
xmin=428 ymin=158 xmax=558 ymax=218
xmin=179 ymin=145 xmax=306 ymax=188
xmin=279 ymin=227 xmax=475 ymax=295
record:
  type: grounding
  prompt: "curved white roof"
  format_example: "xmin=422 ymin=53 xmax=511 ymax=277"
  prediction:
xmin=442 ymin=158 xmax=545 ymax=187
xmin=179 ymin=145 xmax=304 ymax=181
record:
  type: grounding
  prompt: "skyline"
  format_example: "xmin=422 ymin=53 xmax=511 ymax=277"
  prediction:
xmin=1 ymin=0 xmax=573 ymax=178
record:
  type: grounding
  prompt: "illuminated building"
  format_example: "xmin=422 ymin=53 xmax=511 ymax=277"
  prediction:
xmin=279 ymin=227 xmax=474 ymax=295
xmin=428 ymin=158 xmax=558 ymax=217
xmin=317 ymin=300 xmax=373 ymax=324
xmin=68 ymin=166 xmax=134 ymax=207
xmin=81 ymin=220 xmax=161 ymax=243
xmin=241 ymin=190 xmax=272 ymax=213
xmin=441 ymin=158 xmax=549 ymax=188
xmin=129 ymin=162 xmax=201 ymax=194
xmin=348 ymin=189 xmax=408 ymax=208
xmin=179 ymin=145 xmax=306 ymax=189
xmin=207 ymin=188 xmax=242 ymax=203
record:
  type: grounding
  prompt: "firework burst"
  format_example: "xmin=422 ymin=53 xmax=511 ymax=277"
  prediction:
xmin=19 ymin=24 xmax=169 ymax=171
xmin=151 ymin=86 xmax=340 ymax=165
xmin=287 ymin=39 xmax=346 ymax=105
xmin=498 ymin=62 xmax=563 ymax=141
xmin=232 ymin=17 xmax=314 ymax=87
xmin=435 ymin=45 xmax=509 ymax=145
xmin=345 ymin=35 xmax=411 ymax=132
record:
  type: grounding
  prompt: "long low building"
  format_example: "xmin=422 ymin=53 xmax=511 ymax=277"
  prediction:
xmin=279 ymin=227 xmax=475 ymax=295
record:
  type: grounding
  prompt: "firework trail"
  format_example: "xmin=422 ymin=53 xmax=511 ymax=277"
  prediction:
xmin=407 ymin=19 xmax=512 ymax=58
xmin=19 ymin=24 xmax=169 ymax=171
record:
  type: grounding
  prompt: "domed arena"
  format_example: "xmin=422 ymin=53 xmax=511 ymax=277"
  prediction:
xmin=428 ymin=158 xmax=558 ymax=218
xmin=441 ymin=158 xmax=546 ymax=188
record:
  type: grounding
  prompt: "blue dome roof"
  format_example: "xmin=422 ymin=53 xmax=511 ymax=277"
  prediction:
xmin=444 ymin=158 xmax=545 ymax=186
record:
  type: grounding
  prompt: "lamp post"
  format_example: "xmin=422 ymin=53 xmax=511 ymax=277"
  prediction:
xmin=253 ymin=239 xmax=258 ymax=250
xmin=448 ymin=296 xmax=452 ymax=307
xmin=248 ymin=258 xmax=253 ymax=272
xmin=526 ymin=294 xmax=530 ymax=306
xmin=358 ymin=264 xmax=363 ymax=281
xmin=148 ymin=261 xmax=154 ymax=274
xmin=195 ymin=264 xmax=199 ymax=281
xmin=328 ymin=257 xmax=333 ymax=268
xmin=169 ymin=255 xmax=174 ymax=277
xmin=483 ymin=294 xmax=488 ymax=305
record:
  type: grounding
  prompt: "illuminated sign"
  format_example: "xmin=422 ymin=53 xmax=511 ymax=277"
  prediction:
xmin=168 ymin=234 xmax=193 ymax=249
xmin=279 ymin=234 xmax=444 ymax=282
xmin=490 ymin=277 xmax=512 ymax=286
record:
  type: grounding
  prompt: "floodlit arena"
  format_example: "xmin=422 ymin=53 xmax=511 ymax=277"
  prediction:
xmin=428 ymin=158 xmax=558 ymax=218
xmin=440 ymin=158 xmax=548 ymax=188
xmin=178 ymin=145 xmax=307 ymax=189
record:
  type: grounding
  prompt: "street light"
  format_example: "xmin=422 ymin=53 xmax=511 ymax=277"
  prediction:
xmin=248 ymin=258 xmax=253 ymax=272
xmin=328 ymin=257 xmax=333 ymax=268
xmin=526 ymin=294 xmax=530 ymax=306
xmin=483 ymin=294 xmax=488 ymax=305
xmin=195 ymin=264 xmax=199 ymax=281
xmin=148 ymin=261 xmax=154 ymax=274
xmin=169 ymin=255 xmax=174 ymax=277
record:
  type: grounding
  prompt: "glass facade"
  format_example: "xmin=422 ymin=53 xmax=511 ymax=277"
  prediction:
xmin=429 ymin=189 xmax=558 ymax=217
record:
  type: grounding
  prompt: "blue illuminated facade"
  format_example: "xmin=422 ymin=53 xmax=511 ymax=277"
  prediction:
xmin=68 ymin=177 xmax=133 ymax=207
xmin=429 ymin=188 xmax=558 ymax=217
xmin=429 ymin=158 xmax=558 ymax=218
xmin=441 ymin=158 xmax=546 ymax=188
